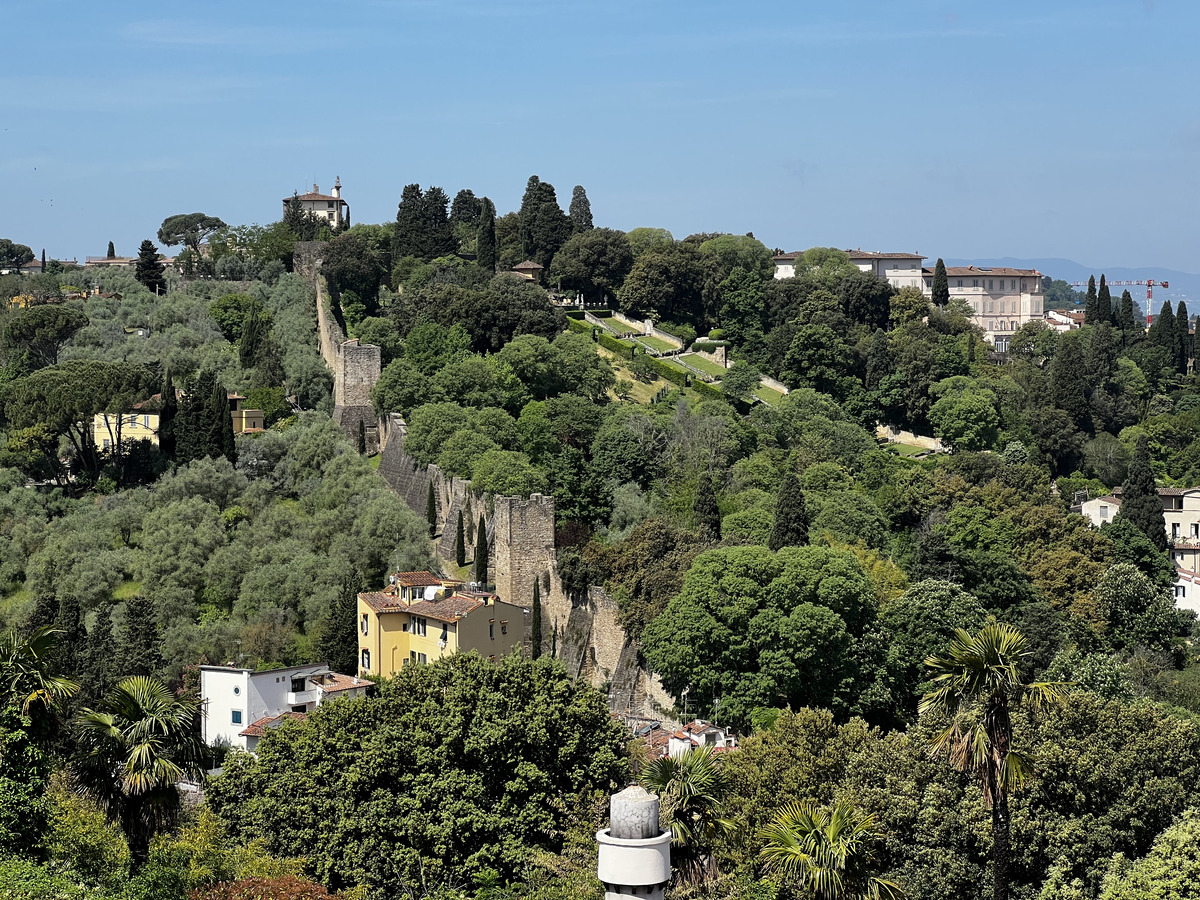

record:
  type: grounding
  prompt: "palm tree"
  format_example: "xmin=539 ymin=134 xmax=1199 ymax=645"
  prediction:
xmin=640 ymin=746 xmax=735 ymax=885
xmin=0 ymin=625 xmax=78 ymax=722
xmin=72 ymin=675 xmax=206 ymax=870
xmin=759 ymin=800 xmax=903 ymax=900
xmin=918 ymin=622 xmax=1072 ymax=900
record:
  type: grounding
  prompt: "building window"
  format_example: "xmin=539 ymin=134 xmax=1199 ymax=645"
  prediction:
xmin=418 ymin=653 xmax=427 ymax=663
xmin=361 ymin=614 xmax=368 ymax=636
xmin=231 ymin=710 xmax=242 ymax=725
xmin=1192 ymin=523 xmax=1198 ymax=538
xmin=1173 ymin=524 xmax=1181 ymax=539
xmin=988 ymin=280 xmax=993 ymax=290
xmin=957 ymin=279 xmax=963 ymax=287
xmin=1011 ymin=280 xmax=1017 ymax=290
xmin=501 ymin=621 xmax=508 ymax=635
xmin=1100 ymin=506 xmax=1109 ymax=519
xmin=233 ymin=686 xmax=241 ymax=695
xmin=1175 ymin=585 xmax=1186 ymax=599
xmin=973 ymin=279 xmax=979 ymax=288
xmin=361 ymin=649 xmax=371 ymax=670
xmin=489 ymin=623 xmax=494 ymax=639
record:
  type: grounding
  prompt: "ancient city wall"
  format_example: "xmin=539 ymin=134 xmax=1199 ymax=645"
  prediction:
xmin=313 ymin=276 xmax=382 ymax=451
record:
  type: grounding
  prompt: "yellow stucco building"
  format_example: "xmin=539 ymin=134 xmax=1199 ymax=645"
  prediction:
xmin=92 ymin=412 xmax=160 ymax=449
xmin=357 ymin=571 xmax=526 ymax=677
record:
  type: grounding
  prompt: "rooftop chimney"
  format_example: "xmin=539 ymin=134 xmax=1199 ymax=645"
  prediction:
xmin=596 ymin=786 xmax=671 ymax=900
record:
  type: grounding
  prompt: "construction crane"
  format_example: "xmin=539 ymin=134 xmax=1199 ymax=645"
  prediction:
xmin=1068 ymin=279 xmax=1170 ymax=325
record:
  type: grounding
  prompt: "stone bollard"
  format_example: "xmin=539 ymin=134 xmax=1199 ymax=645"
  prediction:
xmin=596 ymin=785 xmax=672 ymax=900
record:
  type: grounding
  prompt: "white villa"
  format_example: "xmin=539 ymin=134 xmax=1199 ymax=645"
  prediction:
xmin=1076 ymin=487 xmax=1200 ymax=615
xmin=283 ymin=178 xmax=349 ymax=228
xmin=200 ymin=663 xmax=370 ymax=752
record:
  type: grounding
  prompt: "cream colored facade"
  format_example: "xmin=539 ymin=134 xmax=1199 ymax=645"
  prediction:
xmin=283 ymin=178 xmax=349 ymax=228
xmin=922 ymin=265 xmax=1044 ymax=352
xmin=92 ymin=412 xmax=159 ymax=449
xmin=357 ymin=575 xmax=525 ymax=678
xmin=772 ymin=250 xmax=925 ymax=287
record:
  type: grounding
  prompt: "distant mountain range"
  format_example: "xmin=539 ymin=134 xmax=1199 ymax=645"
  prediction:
xmin=944 ymin=257 xmax=1197 ymax=315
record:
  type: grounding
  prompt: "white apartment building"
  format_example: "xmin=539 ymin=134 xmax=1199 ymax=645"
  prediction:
xmin=1076 ymin=487 xmax=1200 ymax=616
xmin=282 ymin=177 xmax=349 ymax=228
xmin=922 ymin=265 xmax=1044 ymax=352
xmin=200 ymin=663 xmax=370 ymax=752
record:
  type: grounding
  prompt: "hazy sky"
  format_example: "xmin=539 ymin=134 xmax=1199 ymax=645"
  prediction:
xmin=4 ymin=0 xmax=1197 ymax=271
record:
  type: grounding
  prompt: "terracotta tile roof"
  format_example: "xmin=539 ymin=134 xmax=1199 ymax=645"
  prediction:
xmin=392 ymin=571 xmax=443 ymax=588
xmin=935 ymin=265 xmax=1042 ymax=277
xmin=288 ymin=191 xmax=347 ymax=203
xmin=773 ymin=251 xmax=801 ymax=262
xmin=407 ymin=594 xmax=484 ymax=623
xmin=1110 ymin=487 xmax=1200 ymax=497
xmin=239 ymin=712 xmax=305 ymax=737
xmin=359 ymin=590 xmax=406 ymax=612
xmin=312 ymin=672 xmax=369 ymax=693
xmin=512 ymin=260 xmax=544 ymax=271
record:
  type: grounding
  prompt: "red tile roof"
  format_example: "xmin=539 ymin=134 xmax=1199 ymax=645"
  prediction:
xmin=936 ymin=265 xmax=1041 ymax=277
xmin=407 ymin=594 xmax=484 ymax=623
xmin=359 ymin=590 xmax=406 ymax=612
xmin=845 ymin=250 xmax=925 ymax=260
xmin=512 ymin=260 xmax=544 ymax=271
xmin=288 ymin=191 xmax=347 ymax=204
xmin=392 ymin=571 xmax=443 ymax=587
xmin=239 ymin=712 xmax=305 ymax=737
xmin=312 ymin=672 xmax=369 ymax=694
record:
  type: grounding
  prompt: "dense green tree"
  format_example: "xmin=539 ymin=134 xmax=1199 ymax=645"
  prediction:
xmin=2 ymin=304 xmax=88 ymax=368
xmin=134 ymin=240 xmax=166 ymax=294
xmin=768 ymin=471 xmax=809 ymax=551
xmin=932 ymin=258 xmax=950 ymax=309
xmin=1097 ymin=809 xmax=1200 ymax=900
xmin=106 ymin=240 xmax=115 ymax=259
xmin=1148 ymin=300 xmax=1175 ymax=355
xmin=449 ymin=188 xmax=482 ymax=233
xmin=159 ymin=369 xmax=178 ymax=458
xmin=929 ymin=390 xmax=1000 ymax=452
xmin=73 ymin=676 xmax=206 ymax=870
xmin=1176 ymin=298 xmax=1190 ymax=374
xmin=617 ymin=242 xmax=706 ymax=323
xmin=323 ymin=231 xmax=385 ymax=311
xmin=548 ymin=228 xmax=633 ymax=303
xmin=1116 ymin=435 xmax=1167 ymax=552
xmin=207 ymin=653 xmax=627 ymax=893
xmin=0 ymin=238 xmax=34 ymax=268
xmin=81 ymin=605 xmax=117 ymax=708
xmin=1094 ymin=562 xmax=1179 ymax=652
xmin=643 ymin=546 xmax=875 ymax=729
xmin=919 ymin=623 xmax=1072 ymax=900
xmin=318 ymin=573 xmax=362 ymax=676
xmin=1117 ymin=289 xmax=1136 ymax=335
xmin=476 ymin=197 xmax=497 ymax=272
xmin=1049 ymin=331 xmax=1090 ymax=430
xmin=393 ymin=184 xmax=455 ymax=261
xmin=568 ymin=185 xmax=593 ymax=233
xmin=157 ymin=213 xmax=227 ymax=255
xmin=721 ymin=359 xmax=762 ymax=403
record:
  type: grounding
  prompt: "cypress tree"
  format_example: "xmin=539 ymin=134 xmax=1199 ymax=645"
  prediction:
xmin=1049 ymin=332 xmax=1090 ymax=430
xmin=1097 ymin=274 xmax=1111 ymax=325
xmin=967 ymin=331 xmax=977 ymax=364
xmin=530 ymin=577 xmax=542 ymax=660
xmin=476 ymin=198 xmax=497 ymax=272
xmin=568 ymin=185 xmax=594 ymax=233
xmin=357 ymin=419 xmax=366 ymax=454
xmin=1117 ymin=289 xmax=1136 ymax=337
xmin=121 ymin=594 xmax=163 ymax=677
xmin=1176 ymin=300 xmax=1190 ymax=374
xmin=864 ymin=328 xmax=891 ymax=392
xmin=208 ymin=379 xmax=236 ymax=463
xmin=40 ymin=248 xmax=46 ymax=271
xmin=768 ymin=471 xmax=809 ymax=551
xmin=106 ymin=241 xmax=116 ymax=259
xmin=474 ymin=513 xmax=489 ymax=586
xmin=1149 ymin=301 xmax=1175 ymax=353
xmin=932 ymin=258 xmax=950 ymax=309
xmin=693 ymin=475 xmax=721 ymax=540
xmin=454 ymin=510 xmax=466 ymax=567
xmin=239 ymin=305 xmax=262 ymax=369
xmin=1117 ymin=435 xmax=1167 ymax=552
xmin=1084 ymin=275 xmax=1098 ymax=324
xmin=54 ymin=593 xmax=85 ymax=682
xmin=159 ymin=369 xmax=177 ymax=458
xmin=318 ymin=572 xmax=362 ymax=675
xmin=426 ymin=482 xmax=437 ymax=537
xmin=82 ymin=604 xmax=117 ymax=707
xmin=134 ymin=239 xmax=166 ymax=295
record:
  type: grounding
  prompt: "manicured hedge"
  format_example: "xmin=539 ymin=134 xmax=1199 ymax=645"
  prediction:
xmin=565 ymin=310 xmax=586 ymax=320
xmin=693 ymin=379 xmax=724 ymax=401
xmin=647 ymin=357 xmax=689 ymax=387
xmin=597 ymin=332 xmax=634 ymax=357
xmin=566 ymin=317 xmax=594 ymax=335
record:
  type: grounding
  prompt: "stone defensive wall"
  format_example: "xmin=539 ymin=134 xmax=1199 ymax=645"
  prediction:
xmin=312 ymin=272 xmax=382 ymax=452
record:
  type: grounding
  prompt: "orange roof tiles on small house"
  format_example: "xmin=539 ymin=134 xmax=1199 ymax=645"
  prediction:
xmin=238 ymin=711 xmax=306 ymax=738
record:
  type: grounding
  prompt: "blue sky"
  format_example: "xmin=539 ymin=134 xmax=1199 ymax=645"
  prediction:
xmin=4 ymin=0 xmax=1198 ymax=272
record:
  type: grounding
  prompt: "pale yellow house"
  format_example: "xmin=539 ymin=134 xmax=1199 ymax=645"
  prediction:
xmin=357 ymin=572 xmax=525 ymax=677
xmin=92 ymin=412 xmax=160 ymax=450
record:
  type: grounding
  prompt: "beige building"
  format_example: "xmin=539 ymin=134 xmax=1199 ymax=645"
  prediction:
xmin=772 ymin=249 xmax=925 ymax=288
xmin=283 ymin=178 xmax=349 ymax=228
xmin=922 ymin=265 xmax=1044 ymax=352
xmin=357 ymin=572 xmax=526 ymax=678
xmin=92 ymin=412 xmax=160 ymax=450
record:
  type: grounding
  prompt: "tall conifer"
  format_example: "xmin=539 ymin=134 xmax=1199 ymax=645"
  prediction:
xmin=106 ymin=241 xmax=116 ymax=259
xmin=134 ymin=239 xmax=166 ymax=294
xmin=476 ymin=198 xmax=497 ymax=272
xmin=693 ymin=475 xmax=721 ymax=540
xmin=1097 ymin=274 xmax=1111 ymax=325
xmin=1176 ymin=300 xmax=1190 ymax=374
xmin=1149 ymin=301 xmax=1175 ymax=353
xmin=768 ymin=472 xmax=810 ymax=551
xmin=530 ymin=577 xmax=542 ymax=660
xmin=1117 ymin=436 xmax=1167 ymax=552
xmin=1117 ymin=289 xmax=1136 ymax=337
xmin=568 ymin=186 xmax=594 ymax=233
xmin=1084 ymin=275 xmax=1098 ymax=324
xmin=159 ymin=369 xmax=177 ymax=458
xmin=318 ymin=572 xmax=362 ymax=675
xmin=932 ymin=258 xmax=950 ymax=309
xmin=1049 ymin=332 xmax=1089 ymax=430
xmin=121 ymin=594 xmax=163 ymax=677
xmin=454 ymin=511 xmax=466 ymax=567
xmin=426 ymin=482 xmax=437 ymax=537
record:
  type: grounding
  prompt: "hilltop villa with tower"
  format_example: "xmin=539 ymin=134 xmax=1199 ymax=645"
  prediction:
xmin=284 ymin=177 xmax=350 ymax=228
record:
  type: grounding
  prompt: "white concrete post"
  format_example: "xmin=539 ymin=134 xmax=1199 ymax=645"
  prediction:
xmin=596 ymin=785 xmax=672 ymax=900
